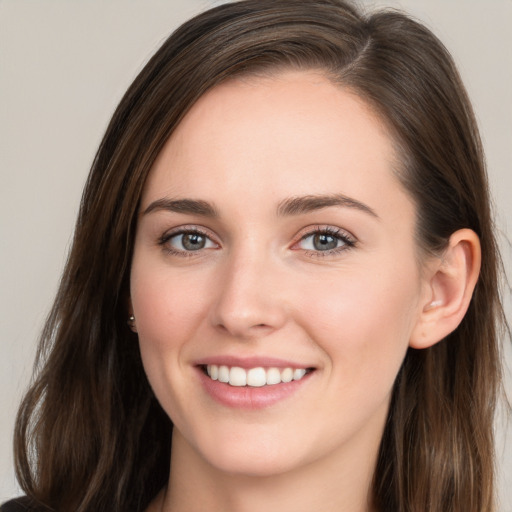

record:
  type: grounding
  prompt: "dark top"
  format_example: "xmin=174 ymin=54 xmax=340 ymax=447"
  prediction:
xmin=0 ymin=498 xmax=46 ymax=512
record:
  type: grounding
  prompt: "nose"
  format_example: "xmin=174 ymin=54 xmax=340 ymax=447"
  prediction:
xmin=209 ymin=248 xmax=288 ymax=340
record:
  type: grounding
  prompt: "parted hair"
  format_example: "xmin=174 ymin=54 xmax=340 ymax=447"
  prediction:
xmin=14 ymin=1 xmax=505 ymax=511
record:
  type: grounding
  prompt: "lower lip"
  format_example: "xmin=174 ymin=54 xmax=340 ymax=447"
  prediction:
xmin=197 ymin=367 xmax=313 ymax=409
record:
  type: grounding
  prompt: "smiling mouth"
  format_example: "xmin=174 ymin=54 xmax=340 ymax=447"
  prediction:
xmin=202 ymin=365 xmax=314 ymax=387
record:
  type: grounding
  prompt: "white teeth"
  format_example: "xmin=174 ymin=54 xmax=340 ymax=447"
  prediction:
xmin=293 ymin=368 xmax=306 ymax=380
xmin=218 ymin=365 xmax=229 ymax=383
xmin=205 ymin=364 xmax=309 ymax=387
xmin=229 ymin=367 xmax=247 ymax=387
xmin=247 ymin=367 xmax=266 ymax=387
xmin=281 ymin=367 xmax=293 ymax=383
xmin=266 ymin=367 xmax=281 ymax=385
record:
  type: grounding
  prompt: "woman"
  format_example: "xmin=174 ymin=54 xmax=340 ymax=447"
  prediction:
xmin=2 ymin=0 xmax=507 ymax=511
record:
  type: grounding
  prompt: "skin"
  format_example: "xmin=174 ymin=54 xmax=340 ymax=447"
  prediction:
xmin=131 ymin=70 xmax=439 ymax=512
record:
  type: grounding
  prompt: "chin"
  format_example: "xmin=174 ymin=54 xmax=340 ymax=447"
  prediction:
xmin=206 ymin=450 xmax=302 ymax=478
xmin=189 ymin=427 xmax=311 ymax=478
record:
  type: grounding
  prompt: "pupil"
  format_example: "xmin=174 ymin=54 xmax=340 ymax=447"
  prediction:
xmin=313 ymin=233 xmax=337 ymax=251
xmin=183 ymin=233 xmax=205 ymax=250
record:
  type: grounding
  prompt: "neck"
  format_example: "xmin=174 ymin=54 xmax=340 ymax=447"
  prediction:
xmin=158 ymin=428 xmax=380 ymax=512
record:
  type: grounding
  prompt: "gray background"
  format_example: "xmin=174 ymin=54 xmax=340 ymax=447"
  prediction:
xmin=1 ymin=0 xmax=511 ymax=508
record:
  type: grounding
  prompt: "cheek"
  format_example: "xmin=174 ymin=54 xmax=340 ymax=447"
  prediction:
xmin=298 ymin=258 xmax=421 ymax=385
xmin=129 ymin=257 xmax=213 ymax=374
xmin=129 ymin=260 xmax=217 ymax=424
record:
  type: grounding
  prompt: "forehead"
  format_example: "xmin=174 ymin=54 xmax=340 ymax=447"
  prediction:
xmin=141 ymin=70 xmax=412 ymax=222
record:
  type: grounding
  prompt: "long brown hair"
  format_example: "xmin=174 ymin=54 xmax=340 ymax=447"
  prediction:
xmin=14 ymin=1 xmax=506 ymax=510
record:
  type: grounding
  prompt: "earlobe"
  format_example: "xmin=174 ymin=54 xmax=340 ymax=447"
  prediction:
xmin=409 ymin=229 xmax=481 ymax=349
xmin=127 ymin=314 xmax=138 ymax=333
xmin=127 ymin=297 xmax=138 ymax=333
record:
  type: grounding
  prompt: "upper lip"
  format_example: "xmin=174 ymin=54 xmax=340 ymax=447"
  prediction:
xmin=193 ymin=355 xmax=315 ymax=369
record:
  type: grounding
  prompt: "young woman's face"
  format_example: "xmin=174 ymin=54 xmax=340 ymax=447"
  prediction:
xmin=131 ymin=71 xmax=430 ymax=478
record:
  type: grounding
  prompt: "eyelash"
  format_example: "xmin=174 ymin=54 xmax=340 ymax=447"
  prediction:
xmin=158 ymin=225 xmax=356 ymax=258
xmin=159 ymin=227 xmax=218 ymax=258
xmin=295 ymin=226 xmax=356 ymax=258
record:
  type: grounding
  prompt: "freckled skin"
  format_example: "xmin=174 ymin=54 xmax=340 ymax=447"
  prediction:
xmin=131 ymin=71 xmax=430 ymax=511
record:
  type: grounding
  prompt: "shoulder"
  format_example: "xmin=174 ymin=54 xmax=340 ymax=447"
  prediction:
xmin=0 ymin=497 xmax=48 ymax=512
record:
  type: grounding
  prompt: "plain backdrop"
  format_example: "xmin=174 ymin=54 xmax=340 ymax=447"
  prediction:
xmin=1 ymin=0 xmax=511 ymax=508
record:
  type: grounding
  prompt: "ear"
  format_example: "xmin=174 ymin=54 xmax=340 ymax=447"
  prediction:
xmin=127 ymin=298 xmax=138 ymax=333
xmin=409 ymin=229 xmax=481 ymax=349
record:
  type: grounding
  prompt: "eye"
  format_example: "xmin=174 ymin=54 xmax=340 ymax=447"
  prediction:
xmin=296 ymin=227 xmax=355 ymax=255
xmin=161 ymin=229 xmax=217 ymax=255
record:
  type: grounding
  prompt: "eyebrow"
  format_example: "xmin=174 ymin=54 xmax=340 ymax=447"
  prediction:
xmin=277 ymin=194 xmax=378 ymax=218
xmin=142 ymin=193 xmax=378 ymax=219
xmin=142 ymin=198 xmax=218 ymax=217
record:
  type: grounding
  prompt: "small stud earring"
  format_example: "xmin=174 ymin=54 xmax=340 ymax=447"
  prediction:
xmin=127 ymin=314 xmax=137 ymax=331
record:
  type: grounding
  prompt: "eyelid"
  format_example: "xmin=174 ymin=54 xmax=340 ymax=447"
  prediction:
xmin=159 ymin=225 xmax=220 ymax=255
xmin=157 ymin=224 xmax=356 ymax=258
xmin=291 ymin=225 xmax=357 ymax=255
